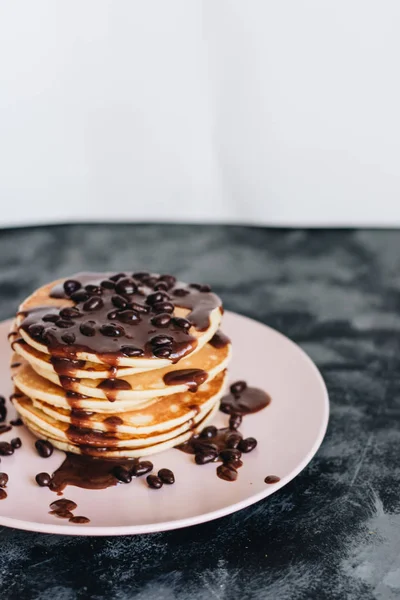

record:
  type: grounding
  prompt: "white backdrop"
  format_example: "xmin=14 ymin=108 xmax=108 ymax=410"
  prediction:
xmin=1 ymin=0 xmax=400 ymax=227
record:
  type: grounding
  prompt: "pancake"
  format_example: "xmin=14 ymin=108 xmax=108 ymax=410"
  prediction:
xmin=12 ymin=339 xmax=155 ymax=379
xmin=15 ymin=272 xmax=222 ymax=367
xmin=22 ymin=342 xmax=231 ymax=401
xmin=14 ymin=396 xmax=220 ymax=458
xmin=27 ymin=371 xmax=227 ymax=435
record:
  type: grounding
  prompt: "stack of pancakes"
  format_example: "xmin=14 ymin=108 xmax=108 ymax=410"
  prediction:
xmin=9 ymin=272 xmax=231 ymax=458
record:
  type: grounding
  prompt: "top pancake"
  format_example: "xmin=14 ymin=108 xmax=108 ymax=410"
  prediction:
xmin=14 ymin=272 xmax=222 ymax=367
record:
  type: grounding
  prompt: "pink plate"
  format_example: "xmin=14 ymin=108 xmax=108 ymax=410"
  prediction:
xmin=0 ymin=311 xmax=329 ymax=535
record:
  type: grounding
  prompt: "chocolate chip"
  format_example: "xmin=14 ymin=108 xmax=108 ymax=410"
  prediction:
xmin=115 ymin=278 xmax=137 ymax=295
xmin=0 ymin=425 xmax=11 ymax=434
xmin=28 ymin=323 xmax=44 ymax=340
xmin=0 ymin=397 xmax=4 ymax=405
xmin=159 ymin=274 xmax=177 ymax=286
xmin=85 ymin=284 xmax=103 ymax=295
xmin=152 ymin=301 xmax=174 ymax=314
xmin=83 ymin=296 xmax=104 ymax=311
xmin=172 ymin=317 xmax=191 ymax=331
xmin=189 ymin=283 xmax=202 ymax=290
xmin=56 ymin=319 xmax=73 ymax=328
xmin=238 ymin=437 xmax=257 ymax=453
xmin=63 ymin=280 xmax=81 ymax=296
xmin=0 ymin=442 xmax=13 ymax=456
xmin=151 ymin=334 xmax=173 ymax=347
xmin=193 ymin=441 xmax=218 ymax=454
xmin=173 ymin=288 xmax=190 ymax=297
xmin=158 ymin=468 xmax=175 ymax=484
xmin=0 ymin=405 xmax=6 ymax=423
xmin=0 ymin=489 xmax=7 ymax=500
xmin=113 ymin=465 xmax=132 ymax=483
xmin=51 ymin=510 xmax=74 ymax=519
xmin=0 ymin=473 xmax=8 ymax=487
xmin=35 ymin=473 xmax=51 ymax=487
xmin=151 ymin=313 xmax=171 ymax=328
xmin=60 ymin=307 xmax=81 ymax=319
xmin=130 ymin=302 xmax=150 ymax=314
xmin=100 ymin=279 xmax=115 ymax=289
xmin=117 ymin=310 xmax=141 ymax=324
xmin=200 ymin=284 xmax=212 ymax=292
xmin=226 ymin=433 xmax=242 ymax=449
xmin=132 ymin=271 xmax=149 ymax=280
xmin=153 ymin=347 xmax=172 ymax=358
xmin=107 ymin=310 xmax=118 ymax=320
xmin=111 ymin=294 xmax=128 ymax=309
xmin=200 ymin=426 xmax=218 ymax=439
xmin=80 ymin=323 xmax=96 ymax=336
xmin=42 ymin=313 xmax=59 ymax=323
xmin=220 ymin=449 xmax=242 ymax=463
xmin=217 ymin=464 xmax=238 ymax=481
xmin=195 ymin=451 xmax=217 ymax=465
xmin=154 ymin=281 xmax=169 ymax=291
xmin=229 ymin=414 xmax=242 ymax=430
xmin=61 ymin=332 xmax=76 ymax=344
xmin=109 ymin=272 xmax=126 ymax=282
xmin=146 ymin=291 xmax=169 ymax=306
xmin=121 ymin=345 xmax=144 ymax=357
xmin=11 ymin=437 xmax=21 ymax=449
xmin=131 ymin=461 xmax=153 ymax=477
xmin=142 ymin=276 xmax=158 ymax=288
xmin=100 ymin=324 xmax=125 ymax=337
xmin=230 ymin=381 xmax=247 ymax=395
xmin=10 ymin=418 xmax=22 ymax=426
xmin=35 ymin=439 xmax=53 ymax=458
xmin=264 ymin=475 xmax=280 ymax=484
xmin=69 ymin=516 xmax=90 ymax=524
xmin=70 ymin=290 xmax=90 ymax=303
xmin=146 ymin=474 xmax=163 ymax=489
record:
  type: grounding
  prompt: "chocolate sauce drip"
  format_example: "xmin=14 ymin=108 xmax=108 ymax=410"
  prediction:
xmin=50 ymin=453 xmax=139 ymax=492
xmin=66 ymin=426 xmax=120 ymax=449
xmin=70 ymin=409 xmax=95 ymax=427
xmin=220 ymin=387 xmax=271 ymax=415
xmin=103 ymin=416 xmax=123 ymax=432
xmin=10 ymin=337 xmax=26 ymax=351
xmin=59 ymin=376 xmax=79 ymax=391
xmin=10 ymin=362 xmax=21 ymax=369
xmin=20 ymin=272 xmax=221 ymax=365
xmin=51 ymin=356 xmax=86 ymax=376
xmin=209 ymin=330 xmax=230 ymax=349
xmin=163 ymin=369 xmax=208 ymax=392
xmin=65 ymin=391 xmax=88 ymax=409
xmin=97 ymin=378 xmax=132 ymax=401
xmin=9 ymin=393 xmax=23 ymax=401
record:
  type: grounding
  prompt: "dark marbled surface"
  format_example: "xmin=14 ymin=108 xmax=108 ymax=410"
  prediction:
xmin=0 ymin=224 xmax=399 ymax=600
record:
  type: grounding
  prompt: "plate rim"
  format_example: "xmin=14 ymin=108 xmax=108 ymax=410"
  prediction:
xmin=0 ymin=311 xmax=329 ymax=536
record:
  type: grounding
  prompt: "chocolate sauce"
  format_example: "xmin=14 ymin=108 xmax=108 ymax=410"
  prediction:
xmin=70 ymin=409 xmax=95 ymax=428
xmin=209 ymin=330 xmax=230 ymax=349
xmin=66 ymin=426 xmax=119 ymax=449
xmin=50 ymin=453 xmax=139 ymax=492
xmin=220 ymin=386 xmax=271 ymax=415
xmin=163 ymin=369 xmax=208 ymax=392
xmin=59 ymin=376 xmax=79 ymax=392
xmin=10 ymin=362 xmax=21 ymax=368
xmin=264 ymin=475 xmax=280 ymax=484
xmin=65 ymin=391 xmax=88 ymax=409
xmin=51 ymin=356 xmax=86 ymax=376
xmin=97 ymin=378 xmax=132 ymax=401
xmin=20 ymin=272 xmax=221 ymax=364
xmin=103 ymin=416 xmax=123 ymax=432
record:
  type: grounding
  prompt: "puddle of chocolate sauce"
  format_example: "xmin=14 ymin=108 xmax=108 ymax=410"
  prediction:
xmin=220 ymin=387 xmax=271 ymax=415
xmin=50 ymin=453 xmax=139 ymax=493
xmin=163 ymin=368 xmax=208 ymax=392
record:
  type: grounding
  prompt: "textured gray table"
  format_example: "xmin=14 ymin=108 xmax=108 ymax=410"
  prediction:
xmin=0 ymin=224 xmax=398 ymax=600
